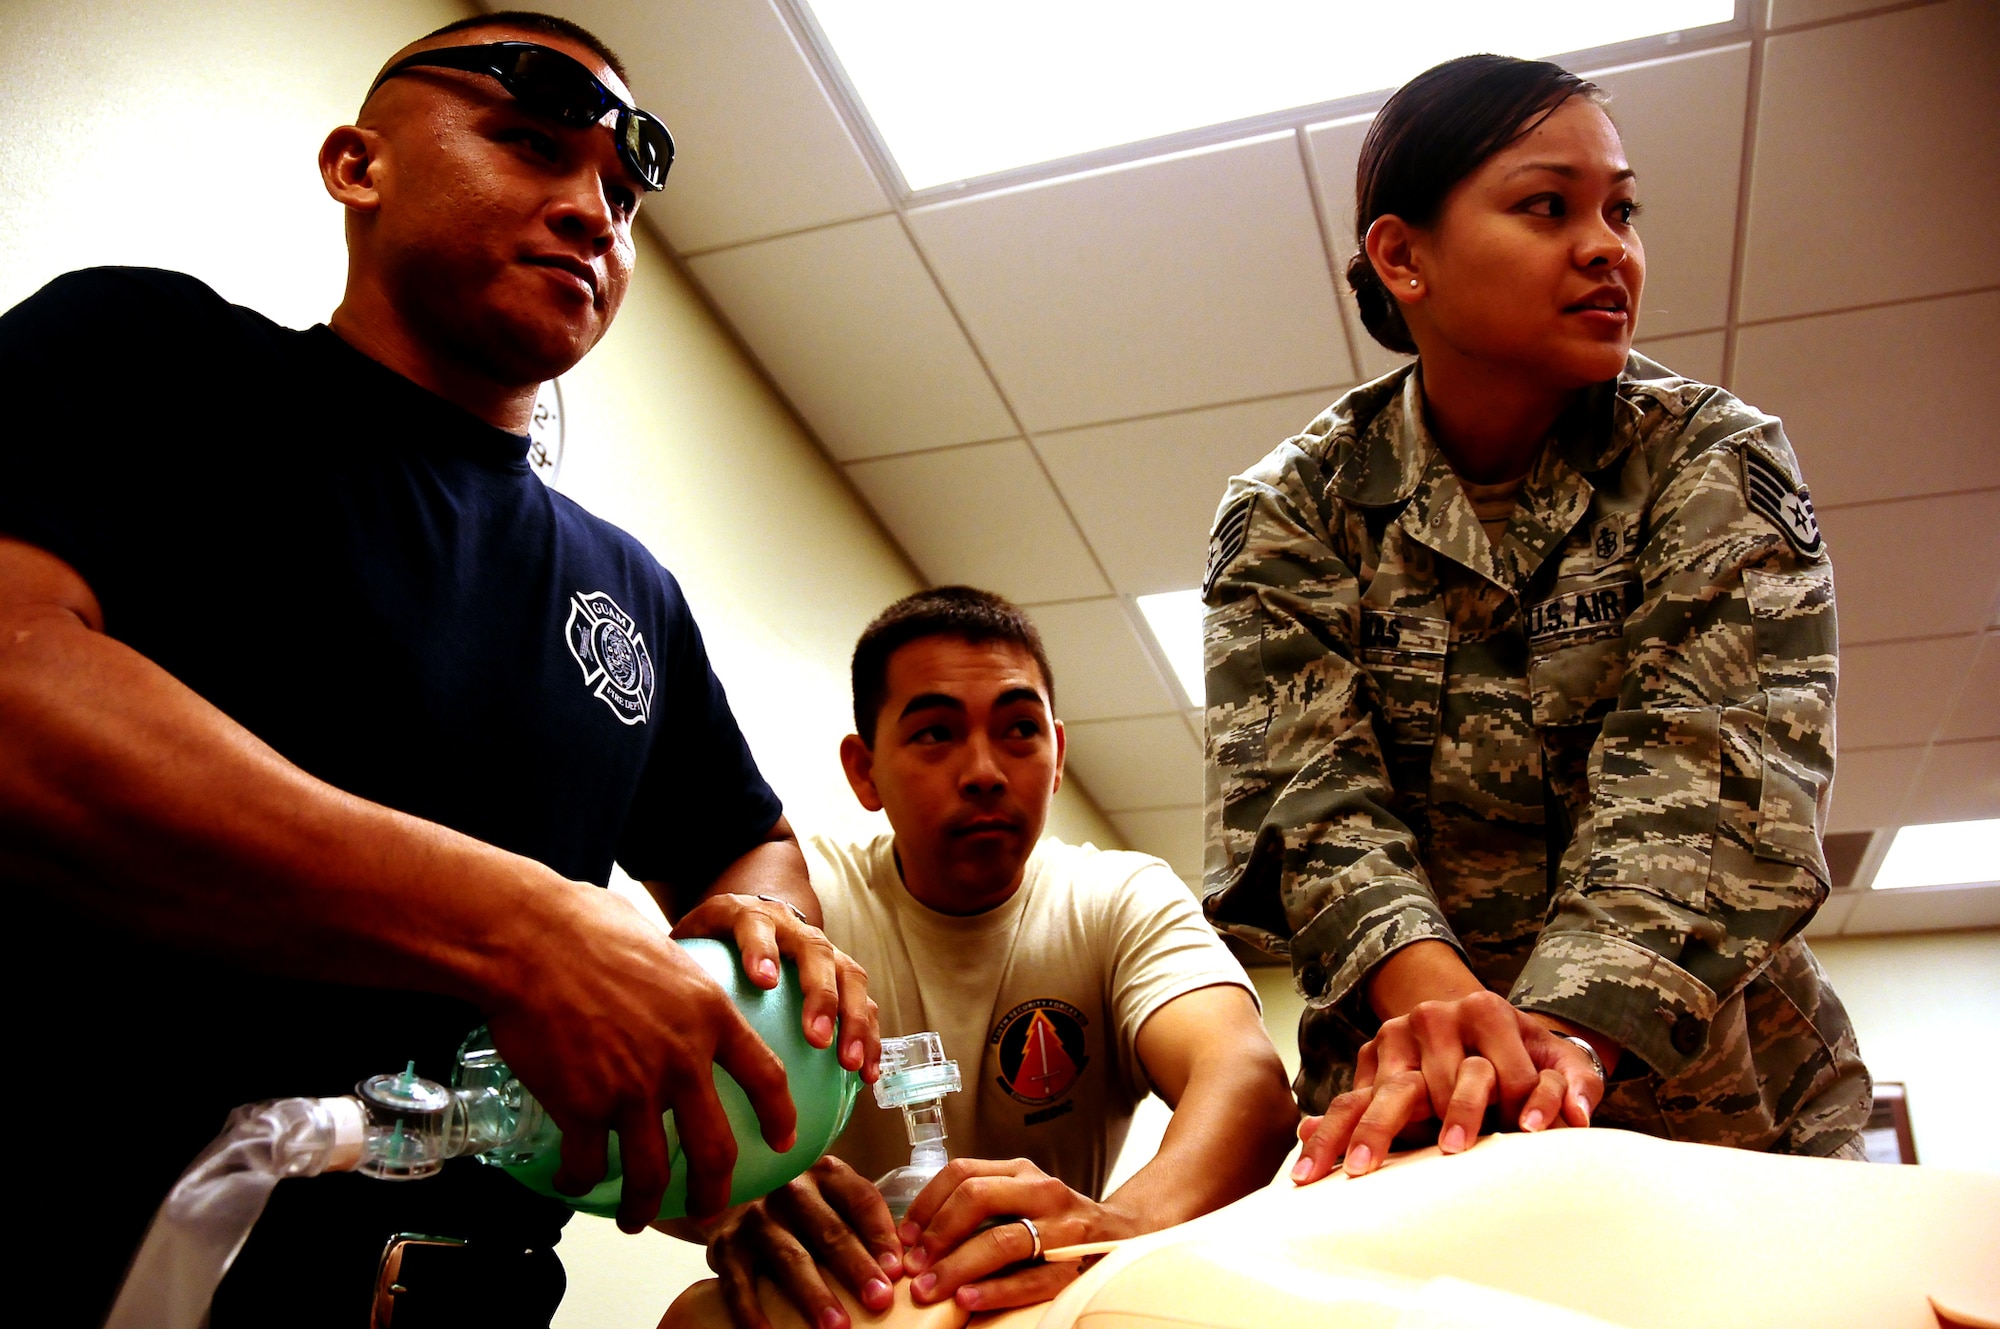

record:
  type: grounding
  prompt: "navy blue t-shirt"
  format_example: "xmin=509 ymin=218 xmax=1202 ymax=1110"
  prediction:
xmin=0 ymin=268 xmax=783 ymax=1315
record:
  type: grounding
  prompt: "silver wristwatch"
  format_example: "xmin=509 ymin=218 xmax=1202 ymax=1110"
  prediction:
xmin=1554 ymin=1033 xmax=1606 ymax=1082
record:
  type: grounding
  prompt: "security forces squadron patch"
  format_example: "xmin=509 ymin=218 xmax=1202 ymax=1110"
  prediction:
xmin=1203 ymin=494 xmax=1254 ymax=598
xmin=1744 ymin=449 xmax=1823 ymax=558
xmin=565 ymin=591 xmax=656 ymax=725
xmin=990 ymin=998 xmax=1090 ymax=1108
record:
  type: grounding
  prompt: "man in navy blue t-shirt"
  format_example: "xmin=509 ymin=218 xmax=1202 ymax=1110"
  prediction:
xmin=0 ymin=12 xmax=875 ymax=1328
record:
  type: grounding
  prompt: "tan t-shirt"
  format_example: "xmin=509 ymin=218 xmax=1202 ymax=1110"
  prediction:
xmin=805 ymin=832 xmax=1254 ymax=1202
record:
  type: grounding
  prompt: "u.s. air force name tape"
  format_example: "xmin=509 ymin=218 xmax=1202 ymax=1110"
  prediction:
xmin=1743 ymin=448 xmax=1824 ymax=558
xmin=1524 ymin=579 xmax=1642 ymax=648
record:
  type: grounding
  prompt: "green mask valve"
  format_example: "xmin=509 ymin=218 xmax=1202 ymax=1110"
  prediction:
xmin=350 ymin=936 xmax=861 ymax=1219
xmin=110 ymin=938 xmax=862 ymax=1329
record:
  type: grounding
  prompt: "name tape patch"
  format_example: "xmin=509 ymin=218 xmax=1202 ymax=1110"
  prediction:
xmin=1359 ymin=609 xmax=1450 ymax=657
xmin=1744 ymin=449 xmax=1823 ymax=558
xmin=1525 ymin=580 xmax=1641 ymax=648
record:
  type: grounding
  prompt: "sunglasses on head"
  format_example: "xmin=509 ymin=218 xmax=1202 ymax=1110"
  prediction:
xmin=369 ymin=41 xmax=674 ymax=191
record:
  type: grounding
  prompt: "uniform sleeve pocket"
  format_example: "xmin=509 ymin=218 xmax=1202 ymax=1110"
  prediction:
xmin=1754 ymin=689 xmax=1832 ymax=882
xmin=1743 ymin=568 xmax=1835 ymax=882
xmin=1204 ymin=595 xmax=1270 ymax=804
xmin=1743 ymin=568 xmax=1836 ymax=692
xmin=1585 ymin=707 xmax=1721 ymax=909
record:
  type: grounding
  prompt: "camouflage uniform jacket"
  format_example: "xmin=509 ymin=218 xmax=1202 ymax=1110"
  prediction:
xmin=1201 ymin=355 xmax=1868 ymax=1155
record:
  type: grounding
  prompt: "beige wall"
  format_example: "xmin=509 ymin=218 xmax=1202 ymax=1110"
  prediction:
xmin=0 ymin=0 xmax=1119 ymax=1323
xmin=1810 ymin=929 xmax=2000 ymax=1175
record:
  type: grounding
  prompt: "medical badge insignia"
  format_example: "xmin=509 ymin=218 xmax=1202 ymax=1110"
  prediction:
xmin=1744 ymin=448 xmax=1824 ymax=559
xmin=565 ymin=590 xmax=656 ymax=725
xmin=1586 ymin=512 xmax=1640 ymax=569
xmin=990 ymin=998 xmax=1089 ymax=1108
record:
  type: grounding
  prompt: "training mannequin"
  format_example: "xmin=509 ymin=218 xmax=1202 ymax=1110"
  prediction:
xmin=667 ymin=1129 xmax=1998 ymax=1329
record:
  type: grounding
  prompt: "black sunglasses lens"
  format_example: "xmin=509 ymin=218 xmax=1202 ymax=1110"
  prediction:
xmin=502 ymin=48 xmax=612 ymax=127
xmin=622 ymin=114 xmax=674 ymax=190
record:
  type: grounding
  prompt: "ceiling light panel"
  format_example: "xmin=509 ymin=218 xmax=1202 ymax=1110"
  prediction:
xmin=1872 ymin=819 xmax=2000 ymax=890
xmin=799 ymin=0 xmax=1737 ymax=191
xmin=1137 ymin=589 xmax=1206 ymax=709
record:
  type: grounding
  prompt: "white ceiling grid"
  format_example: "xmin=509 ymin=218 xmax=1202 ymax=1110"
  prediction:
xmin=541 ymin=0 xmax=2000 ymax=932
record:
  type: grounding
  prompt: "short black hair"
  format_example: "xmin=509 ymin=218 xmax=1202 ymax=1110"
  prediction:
xmin=417 ymin=10 xmax=629 ymax=86
xmin=851 ymin=587 xmax=1056 ymax=745
xmin=1348 ymin=54 xmax=1602 ymax=354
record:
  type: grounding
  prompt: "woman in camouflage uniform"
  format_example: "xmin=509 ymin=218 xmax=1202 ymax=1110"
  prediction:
xmin=1199 ymin=55 xmax=1868 ymax=1182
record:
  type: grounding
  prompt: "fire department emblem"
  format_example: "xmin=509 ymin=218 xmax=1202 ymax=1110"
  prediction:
xmin=565 ymin=590 xmax=655 ymax=726
xmin=991 ymin=998 xmax=1089 ymax=1107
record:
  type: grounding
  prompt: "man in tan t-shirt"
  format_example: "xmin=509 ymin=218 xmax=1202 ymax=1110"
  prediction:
xmin=674 ymin=587 xmax=1298 ymax=1329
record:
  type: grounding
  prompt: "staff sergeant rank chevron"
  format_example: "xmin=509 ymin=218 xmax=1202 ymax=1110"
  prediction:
xmin=1744 ymin=447 xmax=1822 ymax=558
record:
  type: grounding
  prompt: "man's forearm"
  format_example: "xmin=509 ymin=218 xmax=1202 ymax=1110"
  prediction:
xmin=0 ymin=595 xmax=573 ymax=1005
xmin=670 ymin=822 xmax=821 ymax=927
xmin=1102 ymin=1056 xmax=1298 ymax=1234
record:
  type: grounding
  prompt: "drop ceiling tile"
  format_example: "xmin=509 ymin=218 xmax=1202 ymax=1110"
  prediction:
xmin=1063 ymin=715 xmax=1202 ymax=812
xmin=1635 ymin=330 xmax=1726 ymax=386
xmin=1828 ymin=744 xmax=1920 ymax=833
xmin=1734 ymin=291 xmax=2000 ymax=508
xmin=1766 ymin=0 xmax=1922 ymax=33
xmin=1036 ymin=390 xmax=1340 ymax=595
xmin=688 ymin=216 xmax=1015 ymax=460
xmin=1816 ymin=490 xmax=2000 ymax=645
xmin=844 ymin=441 xmax=1107 ymax=603
xmin=1842 ymin=881 xmax=2000 ymax=935
xmin=907 ymin=134 xmax=1349 ymax=432
xmin=1939 ymin=633 xmax=2000 ymax=742
xmin=1109 ymin=806 xmax=1204 ymax=880
xmin=1025 ymin=597 xmax=1178 ymax=722
xmin=554 ymin=0 xmax=889 ymax=252
xmin=1590 ymin=45 xmax=1751 ymax=338
xmin=1839 ymin=636 xmax=1980 ymax=750
xmin=1904 ymin=739 xmax=2000 ymax=825
xmin=1303 ymin=114 xmax=1413 ymax=384
xmin=1741 ymin=0 xmax=2000 ymax=320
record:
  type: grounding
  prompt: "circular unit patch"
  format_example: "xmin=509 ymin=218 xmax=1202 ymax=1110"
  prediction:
xmin=990 ymin=998 xmax=1089 ymax=1106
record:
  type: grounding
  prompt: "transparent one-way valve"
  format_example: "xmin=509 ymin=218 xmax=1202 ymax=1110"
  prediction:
xmin=352 ymin=1039 xmax=556 ymax=1182
xmin=871 ymin=1032 xmax=963 ymax=1220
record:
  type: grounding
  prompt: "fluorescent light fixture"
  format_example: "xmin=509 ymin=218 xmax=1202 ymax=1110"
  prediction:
xmin=801 ymin=0 xmax=1735 ymax=189
xmin=1871 ymin=819 xmax=2000 ymax=890
xmin=1136 ymin=589 xmax=1205 ymax=709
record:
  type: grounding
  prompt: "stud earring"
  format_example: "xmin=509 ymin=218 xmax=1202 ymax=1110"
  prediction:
xmin=1409 ymin=278 xmax=1419 ymax=288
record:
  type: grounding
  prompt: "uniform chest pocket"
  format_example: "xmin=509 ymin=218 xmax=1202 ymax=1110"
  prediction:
xmin=1525 ymin=581 xmax=1638 ymax=730
xmin=1357 ymin=609 xmax=1448 ymax=749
